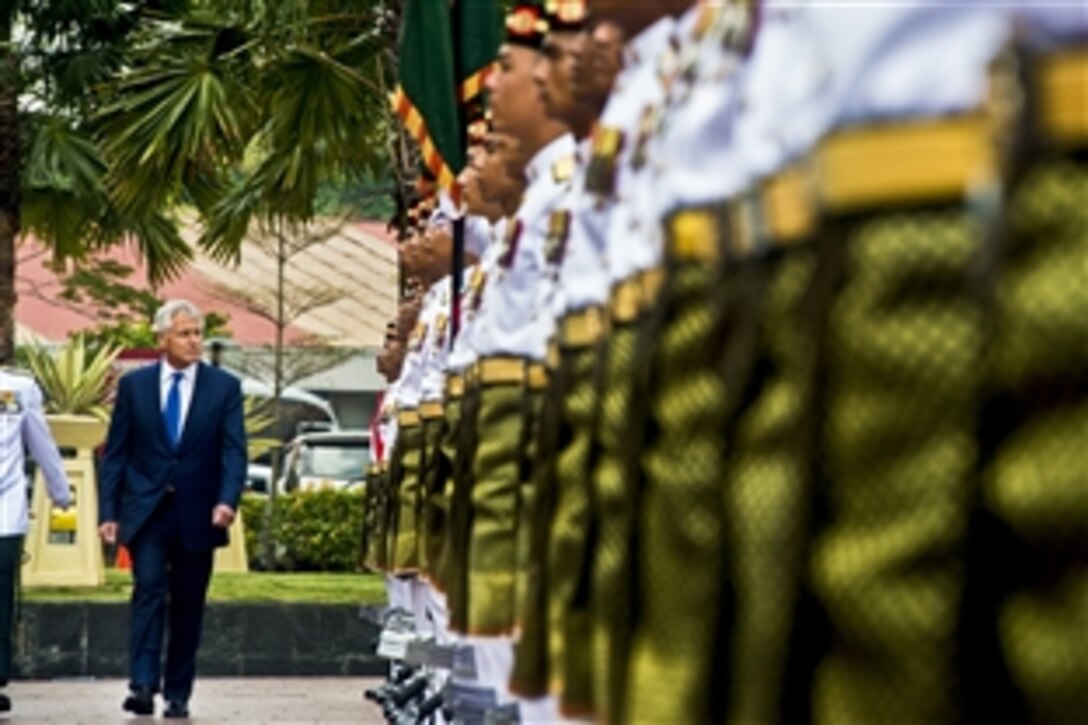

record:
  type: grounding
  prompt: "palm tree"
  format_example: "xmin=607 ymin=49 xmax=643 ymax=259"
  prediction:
xmin=0 ymin=0 xmax=195 ymax=364
xmin=1 ymin=3 xmax=24 ymax=364
xmin=99 ymin=0 xmax=397 ymax=262
xmin=1 ymin=1 xmax=404 ymax=364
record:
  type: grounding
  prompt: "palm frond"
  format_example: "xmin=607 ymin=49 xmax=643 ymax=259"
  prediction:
xmin=99 ymin=56 xmax=254 ymax=218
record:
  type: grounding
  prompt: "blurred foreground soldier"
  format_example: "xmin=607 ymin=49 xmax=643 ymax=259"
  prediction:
xmin=0 ymin=369 xmax=71 ymax=712
xmin=973 ymin=8 xmax=1087 ymax=723
xmin=464 ymin=1 xmax=575 ymax=716
xmin=700 ymin=4 xmax=1086 ymax=724
xmin=692 ymin=3 xmax=829 ymax=723
xmin=508 ymin=1 xmax=617 ymax=716
xmin=442 ymin=129 xmax=522 ymax=635
xmin=770 ymin=6 xmax=1013 ymax=723
xmin=542 ymin=4 xmax=692 ymax=720
xmin=610 ymin=2 xmax=757 ymax=721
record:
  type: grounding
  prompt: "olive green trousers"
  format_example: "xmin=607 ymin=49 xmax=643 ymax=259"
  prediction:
xmin=547 ymin=343 xmax=600 ymax=717
xmin=467 ymin=382 xmax=526 ymax=635
xmin=392 ymin=423 xmax=424 ymax=574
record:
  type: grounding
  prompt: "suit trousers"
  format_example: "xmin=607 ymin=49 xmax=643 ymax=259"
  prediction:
xmin=0 ymin=536 xmax=22 ymax=685
xmin=128 ymin=493 xmax=214 ymax=702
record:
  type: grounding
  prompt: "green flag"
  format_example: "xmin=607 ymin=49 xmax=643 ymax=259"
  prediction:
xmin=455 ymin=0 xmax=503 ymax=104
xmin=392 ymin=0 xmax=462 ymax=189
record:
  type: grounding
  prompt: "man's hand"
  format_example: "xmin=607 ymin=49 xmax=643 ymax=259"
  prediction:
xmin=212 ymin=504 xmax=235 ymax=528
xmin=99 ymin=522 xmax=118 ymax=545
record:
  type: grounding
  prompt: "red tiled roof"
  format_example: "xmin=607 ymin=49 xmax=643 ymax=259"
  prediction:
xmin=16 ymin=219 xmax=398 ymax=347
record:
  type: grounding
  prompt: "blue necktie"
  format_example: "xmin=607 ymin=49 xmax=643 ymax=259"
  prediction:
xmin=164 ymin=371 xmax=183 ymax=449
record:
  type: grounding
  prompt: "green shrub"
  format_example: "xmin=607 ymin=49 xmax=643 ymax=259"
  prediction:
xmin=240 ymin=489 xmax=365 ymax=572
xmin=240 ymin=495 xmax=269 ymax=569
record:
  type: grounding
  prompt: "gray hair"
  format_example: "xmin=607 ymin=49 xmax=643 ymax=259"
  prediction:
xmin=153 ymin=299 xmax=203 ymax=335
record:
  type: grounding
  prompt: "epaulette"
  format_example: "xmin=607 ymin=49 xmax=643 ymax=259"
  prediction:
xmin=552 ymin=154 xmax=575 ymax=184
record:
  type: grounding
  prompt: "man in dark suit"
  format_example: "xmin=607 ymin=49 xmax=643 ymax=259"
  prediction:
xmin=99 ymin=299 xmax=246 ymax=719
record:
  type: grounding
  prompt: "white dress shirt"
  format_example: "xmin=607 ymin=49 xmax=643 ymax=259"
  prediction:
xmin=160 ymin=361 xmax=198 ymax=441
xmin=447 ymin=218 xmax=506 ymax=374
xmin=472 ymin=133 xmax=576 ymax=361
xmin=377 ymin=376 xmax=403 ymax=465
xmin=420 ymin=275 xmax=454 ymax=404
xmin=805 ymin=2 xmax=1010 ymax=130
xmin=0 ymin=370 xmax=72 ymax=536
xmin=553 ymin=139 xmax=608 ymax=317
xmin=600 ymin=16 xmax=682 ymax=283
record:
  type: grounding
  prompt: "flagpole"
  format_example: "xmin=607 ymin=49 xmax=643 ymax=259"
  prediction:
xmin=449 ymin=3 xmax=468 ymax=345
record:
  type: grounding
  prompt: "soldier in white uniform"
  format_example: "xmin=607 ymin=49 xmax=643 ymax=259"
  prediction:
xmin=392 ymin=221 xmax=454 ymax=642
xmin=655 ymin=4 xmax=1069 ymax=724
xmin=971 ymin=8 xmax=1087 ymax=724
xmin=443 ymin=127 xmax=527 ymax=640
xmin=363 ymin=321 xmax=402 ymax=575
xmin=441 ymin=121 xmax=537 ymax=725
xmin=598 ymin=2 xmax=758 ymax=722
xmin=0 ymin=369 xmax=72 ymax=711
xmin=461 ymin=3 xmax=575 ymax=718
xmin=555 ymin=7 xmax=688 ymax=722
xmin=505 ymin=3 xmax=617 ymax=716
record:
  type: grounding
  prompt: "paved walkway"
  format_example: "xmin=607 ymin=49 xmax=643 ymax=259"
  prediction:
xmin=3 ymin=678 xmax=386 ymax=723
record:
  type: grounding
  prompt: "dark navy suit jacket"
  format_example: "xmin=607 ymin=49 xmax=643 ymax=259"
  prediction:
xmin=98 ymin=362 xmax=247 ymax=550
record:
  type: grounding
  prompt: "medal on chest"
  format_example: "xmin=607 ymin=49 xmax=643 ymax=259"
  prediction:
xmin=499 ymin=219 xmax=524 ymax=270
xmin=435 ymin=314 xmax=449 ymax=348
xmin=0 ymin=389 xmax=20 ymax=415
xmin=411 ymin=322 xmax=428 ymax=352
xmin=469 ymin=267 xmax=488 ymax=313
xmin=586 ymin=127 xmax=625 ymax=201
xmin=544 ymin=210 xmax=572 ymax=267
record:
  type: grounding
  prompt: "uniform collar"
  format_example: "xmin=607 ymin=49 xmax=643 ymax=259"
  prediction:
xmin=525 ymin=132 xmax=577 ymax=185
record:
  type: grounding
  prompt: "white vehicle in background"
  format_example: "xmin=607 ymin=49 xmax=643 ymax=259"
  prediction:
xmin=239 ymin=378 xmax=339 ymax=494
xmin=277 ymin=430 xmax=371 ymax=494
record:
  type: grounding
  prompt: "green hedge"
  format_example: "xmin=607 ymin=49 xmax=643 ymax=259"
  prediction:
xmin=240 ymin=490 xmax=365 ymax=572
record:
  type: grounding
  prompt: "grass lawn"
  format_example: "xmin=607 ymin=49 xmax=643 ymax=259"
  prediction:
xmin=23 ymin=569 xmax=388 ymax=605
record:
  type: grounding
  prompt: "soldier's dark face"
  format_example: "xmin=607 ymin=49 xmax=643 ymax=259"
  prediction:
xmin=487 ymin=44 xmax=546 ymax=141
xmin=534 ymin=31 xmax=587 ymax=123
xmin=423 ymin=224 xmax=453 ymax=278
xmin=377 ymin=339 xmax=402 ymax=381
xmin=574 ymin=20 xmax=623 ymax=109
xmin=479 ymin=132 xmax=526 ymax=205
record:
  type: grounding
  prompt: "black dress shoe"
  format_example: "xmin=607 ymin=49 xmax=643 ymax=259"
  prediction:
xmin=164 ymin=700 xmax=190 ymax=719
xmin=122 ymin=686 xmax=155 ymax=716
xmin=0 ymin=692 xmax=10 ymax=712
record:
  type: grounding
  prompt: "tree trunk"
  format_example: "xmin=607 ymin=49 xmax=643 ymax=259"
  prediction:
xmin=0 ymin=12 xmax=20 ymax=364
